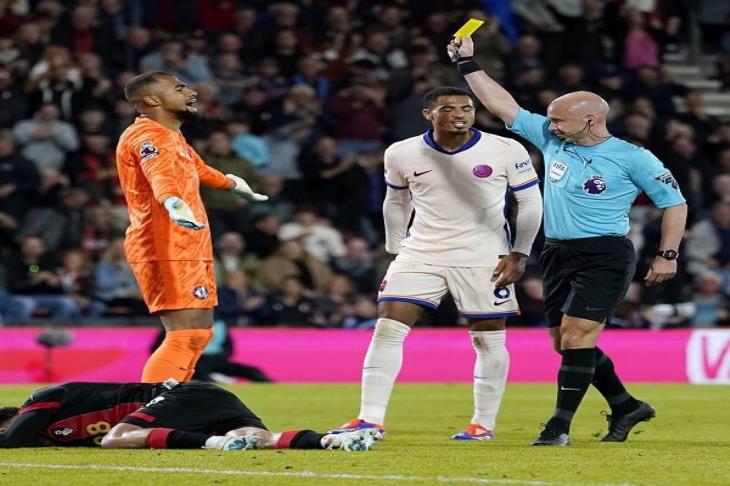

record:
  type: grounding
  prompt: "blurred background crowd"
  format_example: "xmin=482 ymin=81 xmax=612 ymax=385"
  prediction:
xmin=0 ymin=0 xmax=728 ymax=329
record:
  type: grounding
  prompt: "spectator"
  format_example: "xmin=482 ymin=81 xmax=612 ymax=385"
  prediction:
xmin=93 ymin=238 xmax=147 ymax=316
xmin=57 ymin=248 xmax=105 ymax=320
xmin=139 ymin=40 xmax=214 ymax=84
xmin=279 ymin=205 xmax=346 ymax=262
xmin=261 ymin=276 xmax=324 ymax=327
xmin=292 ymin=54 xmax=332 ymax=100
xmin=622 ymin=7 xmax=661 ymax=69
xmin=247 ymin=175 xmax=293 ymax=224
xmin=686 ymin=201 xmax=730 ymax=290
xmin=50 ymin=5 xmax=107 ymax=55
xmin=332 ymin=237 xmax=378 ymax=294
xmin=213 ymin=232 xmax=260 ymax=283
xmin=342 ymin=295 xmax=379 ymax=329
xmin=316 ymin=273 xmax=357 ymax=327
xmin=692 ymin=272 xmax=729 ymax=328
xmin=12 ymin=103 xmax=79 ymax=173
xmin=216 ymin=270 xmax=266 ymax=326
xmin=18 ymin=187 xmax=89 ymax=252
xmin=227 ymin=118 xmax=270 ymax=169
xmin=243 ymin=213 xmax=281 ymax=259
xmin=199 ymin=131 xmax=260 ymax=237
xmin=0 ymin=67 xmax=28 ymax=129
xmin=263 ymin=84 xmax=321 ymax=179
xmin=5 ymin=236 xmax=81 ymax=324
xmin=67 ymin=132 xmax=120 ymax=204
xmin=327 ymin=82 xmax=386 ymax=156
xmin=0 ymin=130 xmax=40 ymax=224
xmin=256 ymin=235 xmax=333 ymax=293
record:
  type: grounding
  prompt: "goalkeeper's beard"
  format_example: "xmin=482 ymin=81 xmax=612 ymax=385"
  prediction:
xmin=168 ymin=107 xmax=201 ymax=123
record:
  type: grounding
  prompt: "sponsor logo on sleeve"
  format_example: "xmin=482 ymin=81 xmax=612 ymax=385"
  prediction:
xmin=514 ymin=159 xmax=532 ymax=173
xmin=654 ymin=172 xmax=678 ymax=189
xmin=139 ymin=141 xmax=159 ymax=161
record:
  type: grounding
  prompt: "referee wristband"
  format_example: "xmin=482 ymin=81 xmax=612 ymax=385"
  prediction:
xmin=456 ymin=57 xmax=482 ymax=76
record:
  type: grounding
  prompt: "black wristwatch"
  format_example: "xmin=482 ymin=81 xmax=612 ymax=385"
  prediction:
xmin=657 ymin=250 xmax=678 ymax=260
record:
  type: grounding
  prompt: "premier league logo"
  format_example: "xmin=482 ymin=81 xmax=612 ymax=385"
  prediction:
xmin=139 ymin=140 xmax=159 ymax=160
xmin=472 ymin=164 xmax=493 ymax=178
xmin=193 ymin=286 xmax=209 ymax=299
xmin=379 ymin=279 xmax=388 ymax=292
xmin=583 ymin=175 xmax=607 ymax=195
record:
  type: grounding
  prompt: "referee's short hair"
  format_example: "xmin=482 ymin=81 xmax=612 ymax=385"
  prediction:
xmin=123 ymin=71 xmax=171 ymax=103
xmin=423 ymin=86 xmax=473 ymax=109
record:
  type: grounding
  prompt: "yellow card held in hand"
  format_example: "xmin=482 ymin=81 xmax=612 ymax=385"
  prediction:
xmin=453 ymin=18 xmax=484 ymax=38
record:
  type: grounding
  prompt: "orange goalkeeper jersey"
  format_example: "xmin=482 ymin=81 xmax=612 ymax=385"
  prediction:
xmin=116 ymin=117 xmax=229 ymax=263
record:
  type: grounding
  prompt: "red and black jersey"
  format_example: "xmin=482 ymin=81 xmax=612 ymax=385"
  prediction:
xmin=0 ymin=382 xmax=165 ymax=447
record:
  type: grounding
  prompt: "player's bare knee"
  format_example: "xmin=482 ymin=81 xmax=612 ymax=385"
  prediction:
xmin=560 ymin=328 xmax=593 ymax=349
xmin=468 ymin=318 xmax=506 ymax=332
xmin=377 ymin=302 xmax=420 ymax=326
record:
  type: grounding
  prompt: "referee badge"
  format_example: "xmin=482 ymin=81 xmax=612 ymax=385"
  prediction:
xmin=193 ymin=286 xmax=209 ymax=299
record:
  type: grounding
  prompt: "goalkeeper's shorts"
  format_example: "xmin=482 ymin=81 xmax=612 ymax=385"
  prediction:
xmin=130 ymin=260 xmax=217 ymax=313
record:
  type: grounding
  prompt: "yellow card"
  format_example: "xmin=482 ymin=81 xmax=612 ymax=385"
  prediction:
xmin=453 ymin=18 xmax=485 ymax=38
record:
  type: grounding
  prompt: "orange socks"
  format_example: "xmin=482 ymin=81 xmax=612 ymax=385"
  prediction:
xmin=141 ymin=328 xmax=213 ymax=383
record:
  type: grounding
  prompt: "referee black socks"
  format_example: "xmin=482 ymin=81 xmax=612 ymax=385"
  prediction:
xmin=592 ymin=347 xmax=641 ymax=416
xmin=546 ymin=348 xmax=596 ymax=434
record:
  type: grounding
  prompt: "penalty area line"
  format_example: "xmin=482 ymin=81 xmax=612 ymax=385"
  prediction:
xmin=0 ymin=462 xmax=641 ymax=486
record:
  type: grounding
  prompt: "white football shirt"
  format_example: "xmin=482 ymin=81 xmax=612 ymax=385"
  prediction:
xmin=384 ymin=128 xmax=539 ymax=267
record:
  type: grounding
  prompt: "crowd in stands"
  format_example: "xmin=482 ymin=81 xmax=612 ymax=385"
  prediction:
xmin=0 ymin=0 xmax=728 ymax=328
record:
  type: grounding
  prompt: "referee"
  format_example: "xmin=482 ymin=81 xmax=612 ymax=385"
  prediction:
xmin=448 ymin=36 xmax=687 ymax=446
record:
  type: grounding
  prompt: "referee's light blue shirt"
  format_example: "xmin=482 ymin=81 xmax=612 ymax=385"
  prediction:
xmin=507 ymin=109 xmax=686 ymax=240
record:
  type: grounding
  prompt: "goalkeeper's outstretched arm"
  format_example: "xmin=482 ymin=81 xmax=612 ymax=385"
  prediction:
xmin=447 ymin=36 xmax=522 ymax=126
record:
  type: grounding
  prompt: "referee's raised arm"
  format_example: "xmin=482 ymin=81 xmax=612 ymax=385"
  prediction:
xmin=446 ymin=36 xmax=520 ymax=125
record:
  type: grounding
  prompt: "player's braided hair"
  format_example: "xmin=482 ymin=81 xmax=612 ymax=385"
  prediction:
xmin=0 ymin=407 xmax=19 ymax=426
xmin=422 ymin=87 xmax=473 ymax=109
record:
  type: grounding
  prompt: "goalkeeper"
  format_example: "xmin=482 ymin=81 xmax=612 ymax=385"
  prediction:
xmin=116 ymin=71 xmax=267 ymax=383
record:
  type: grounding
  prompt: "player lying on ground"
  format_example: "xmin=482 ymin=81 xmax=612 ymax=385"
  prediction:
xmin=0 ymin=380 xmax=381 ymax=451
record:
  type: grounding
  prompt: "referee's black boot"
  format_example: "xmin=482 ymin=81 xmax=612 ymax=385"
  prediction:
xmin=600 ymin=401 xmax=656 ymax=442
xmin=530 ymin=424 xmax=570 ymax=446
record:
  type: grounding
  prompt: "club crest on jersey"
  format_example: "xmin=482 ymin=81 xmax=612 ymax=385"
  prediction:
xmin=494 ymin=287 xmax=511 ymax=299
xmin=583 ymin=175 xmax=607 ymax=195
xmin=472 ymin=164 xmax=493 ymax=178
xmin=193 ymin=286 xmax=209 ymax=299
xmin=139 ymin=140 xmax=159 ymax=161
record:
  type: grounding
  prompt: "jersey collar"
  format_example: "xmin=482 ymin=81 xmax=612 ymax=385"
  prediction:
xmin=422 ymin=128 xmax=481 ymax=155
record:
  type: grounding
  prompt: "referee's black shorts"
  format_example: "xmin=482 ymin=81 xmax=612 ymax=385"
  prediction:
xmin=121 ymin=382 xmax=267 ymax=434
xmin=539 ymin=236 xmax=636 ymax=327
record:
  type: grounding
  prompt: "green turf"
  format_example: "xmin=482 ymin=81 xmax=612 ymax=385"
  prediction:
xmin=0 ymin=383 xmax=728 ymax=485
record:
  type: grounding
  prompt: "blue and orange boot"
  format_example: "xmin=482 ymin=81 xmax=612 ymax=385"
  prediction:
xmin=451 ymin=423 xmax=494 ymax=441
xmin=328 ymin=418 xmax=385 ymax=435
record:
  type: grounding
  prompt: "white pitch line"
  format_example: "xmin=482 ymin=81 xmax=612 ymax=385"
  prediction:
xmin=0 ymin=462 xmax=641 ymax=486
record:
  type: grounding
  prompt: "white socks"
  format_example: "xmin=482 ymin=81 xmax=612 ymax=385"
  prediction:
xmin=358 ymin=318 xmax=411 ymax=425
xmin=469 ymin=330 xmax=509 ymax=430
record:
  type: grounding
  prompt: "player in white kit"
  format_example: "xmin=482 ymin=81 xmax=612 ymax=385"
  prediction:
xmin=331 ymin=87 xmax=543 ymax=440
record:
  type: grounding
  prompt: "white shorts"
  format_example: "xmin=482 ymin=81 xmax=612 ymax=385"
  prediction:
xmin=377 ymin=261 xmax=520 ymax=319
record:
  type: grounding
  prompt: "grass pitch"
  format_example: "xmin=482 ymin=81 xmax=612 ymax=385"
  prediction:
xmin=0 ymin=383 xmax=728 ymax=485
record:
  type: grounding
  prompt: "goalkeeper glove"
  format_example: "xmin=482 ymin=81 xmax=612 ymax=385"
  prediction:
xmin=226 ymin=174 xmax=269 ymax=202
xmin=163 ymin=196 xmax=205 ymax=230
